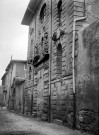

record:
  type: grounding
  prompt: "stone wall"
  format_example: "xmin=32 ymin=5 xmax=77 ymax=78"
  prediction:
xmin=24 ymin=17 xmax=36 ymax=114
xmin=51 ymin=77 xmax=73 ymax=125
xmin=51 ymin=0 xmax=73 ymax=80
xmin=25 ymin=0 xmax=51 ymax=119
xmin=51 ymin=0 xmax=74 ymax=126
xmin=24 ymin=0 xmax=99 ymax=134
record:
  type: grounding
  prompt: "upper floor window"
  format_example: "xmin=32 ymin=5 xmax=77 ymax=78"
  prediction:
xmin=57 ymin=0 xmax=62 ymax=27
xmin=40 ymin=3 xmax=46 ymax=24
xmin=57 ymin=43 xmax=62 ymax=77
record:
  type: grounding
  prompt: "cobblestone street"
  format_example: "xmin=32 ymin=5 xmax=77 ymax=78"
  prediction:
xmin=0 ymin=108 xmax=92 ymax=135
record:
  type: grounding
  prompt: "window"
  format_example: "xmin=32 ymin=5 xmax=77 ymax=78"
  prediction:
xmin=57 ymin=0 xmax=62 ymax=27
xmin=29 ymin=66 xmax=32 ymax=80
xmin=57 ymin=43 xmax=62 ymax=76
xmin=40 ymin=3 xmax=46 ymax=23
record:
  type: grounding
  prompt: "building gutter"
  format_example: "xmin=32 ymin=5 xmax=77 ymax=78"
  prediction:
xmin=21 ymin=0 xmax=42 ymax=25
xmin=72 ymin=15 xmax=87 ymax=128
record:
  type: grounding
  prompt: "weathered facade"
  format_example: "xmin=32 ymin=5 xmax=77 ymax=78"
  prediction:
xmin=0 ymin=86 xmax=4 ymax=107
xmin=11 ymin=77 xmax=25 ymax=113
xmin=1 ymin=73 xmax=7 ymax=107
xmin=22 ymin=0 xmax=99 ymax=134
xmin=1 ymin=60 xmax=27 ymax=111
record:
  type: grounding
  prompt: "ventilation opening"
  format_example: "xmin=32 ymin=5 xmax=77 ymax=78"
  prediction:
xmin=40 ymin=3 xmax=46 ymax=23
xmin=57 ymin=43 xmax=62 ymax=76
xmin=57 ymin=0 xmax=62 ymax=26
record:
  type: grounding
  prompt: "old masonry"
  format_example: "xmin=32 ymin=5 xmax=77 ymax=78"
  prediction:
xmin=21 ymin=0 xmax=99 ymax=134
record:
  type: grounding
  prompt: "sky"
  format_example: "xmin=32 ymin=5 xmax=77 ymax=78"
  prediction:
xmin=0 ymin=0 xmax=29 ymax=85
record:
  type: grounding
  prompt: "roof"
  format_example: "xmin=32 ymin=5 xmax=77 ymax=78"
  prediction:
xmin=21 ymin=0 xmax=42 ymax=25
xmin=1 ymin=72 xmax=7 ymax=80
xmin=5 ymin=60 xmax=27 ymax=71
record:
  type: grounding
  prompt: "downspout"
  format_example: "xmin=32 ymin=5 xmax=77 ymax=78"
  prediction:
xmin=31 ymin=15 xmax=36 ymax=115
xmin=31 ymin=69 xmax=33 ymax=115
xmin=48 ymin=0 xmax=52 ymax=122
xmin=72 ymin=16 xmax=87 ymax=93
xmin=72 ymin=15 xmax=87 ymax=128
xmin=23 ymin=82 xmax=25 ymax=114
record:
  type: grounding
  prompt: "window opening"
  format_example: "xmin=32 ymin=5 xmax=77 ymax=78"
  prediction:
xmin=57 ymin=43 xmax=62 ymax=76
xmin=40 ymin=3 xmax=46 ymax=23
xmin=57 ymin=0 xmax=62 ymax=27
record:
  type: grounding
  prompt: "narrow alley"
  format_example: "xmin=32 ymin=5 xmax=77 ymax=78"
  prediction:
xmin=0 ymin=108 xmax=92 ymax=135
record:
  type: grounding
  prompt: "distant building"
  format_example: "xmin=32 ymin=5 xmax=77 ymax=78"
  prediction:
xmin=1 ymin=60 xmax=27 ymax=112
xmin=22 ymin=0 xmax=99 ymax=134
xmin=0 ymin=86 xmax=4 ymax=107
xmin=1 ymin=73 xmax=7 ymax=106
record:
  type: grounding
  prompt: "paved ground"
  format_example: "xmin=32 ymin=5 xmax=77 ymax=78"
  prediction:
xmin=0 ymin=108 xmax=93 ymax=135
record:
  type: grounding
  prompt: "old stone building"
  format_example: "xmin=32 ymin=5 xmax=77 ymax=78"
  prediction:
xmin=22 ymin=0 xmax=99 ymax=134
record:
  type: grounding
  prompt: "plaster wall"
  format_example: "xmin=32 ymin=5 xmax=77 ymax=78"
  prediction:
xmin=76 ymin=21 xmax=99 ymax=133
xmin=14 ymin=82 xmax=24 ymax=113
xmin=16 ymin=63 xmax=26 ymax=78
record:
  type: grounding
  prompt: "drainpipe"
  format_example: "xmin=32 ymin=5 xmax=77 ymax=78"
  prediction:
xmin=23 ymin=83 xmax=24 ymax=114
xmin=72 ymin=15 xmax=87 ymax=128
xmin=31 ymin=15 xmax=36 ymax=115
xmin=48 ymin=0 xmax=52 ymax=122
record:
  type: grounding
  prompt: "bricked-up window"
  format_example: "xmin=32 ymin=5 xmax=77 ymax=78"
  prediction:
xmin=57 ymin=0 xmax=62 ymax=27
xmin=29 ymin=66 xmax=32 ymax=80
xmin=40 ymin=3 xmax=46 ymax=23
xmin=57 ymin=43 xmax=62 ymax=76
